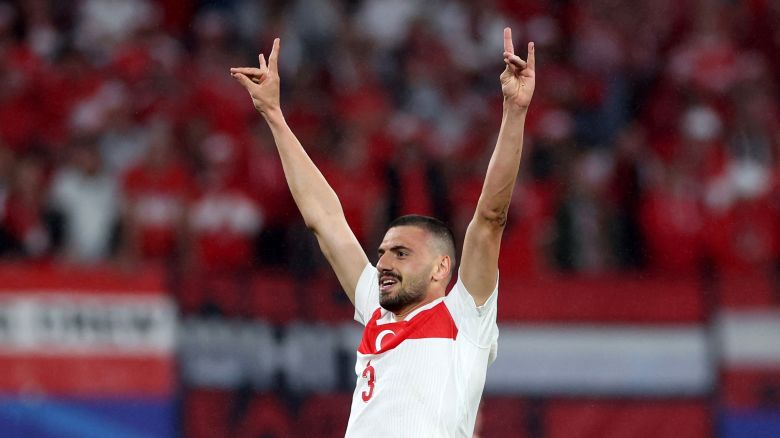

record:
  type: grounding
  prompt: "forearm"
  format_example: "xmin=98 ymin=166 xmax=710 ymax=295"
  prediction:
xmin=475 ymin=104 xmax=528 ymax=225
xmin=263 ymin=109 xmax=345 ymax=233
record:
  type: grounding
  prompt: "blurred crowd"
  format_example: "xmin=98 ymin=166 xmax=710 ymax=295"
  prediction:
xmin=1 ymin=0 xmax=779 ymax=311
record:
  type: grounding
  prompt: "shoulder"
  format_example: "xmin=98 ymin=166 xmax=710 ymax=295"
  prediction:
xmin=445 ymin=272 xmax=499 ymax=314
xmin=443 ymin=272 xmax=499 ymax=347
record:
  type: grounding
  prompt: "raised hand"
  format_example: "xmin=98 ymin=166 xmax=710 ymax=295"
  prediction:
xmin=500 ymin=28 xmax=535 ymax=110
xmin=230 ymin=38 xmax=281 ymax=117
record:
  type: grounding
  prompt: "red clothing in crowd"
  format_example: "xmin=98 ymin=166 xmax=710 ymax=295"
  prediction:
xmin=640 ymin=187 xmax=704 ymax=273
xmin=0 ymin=46 xmax=44 ymax=150
xmin=122 ymin=161 xmax=193 ymax=260
xmin=0 ymin=192 xmax=47 ymax=256
xmin=321 ymin=160 xmax=382 ymax=244
xmin=703 ymin=197 xmax=778 ymax=274
xmin=189 ymin=187 xmax=262 ymax=271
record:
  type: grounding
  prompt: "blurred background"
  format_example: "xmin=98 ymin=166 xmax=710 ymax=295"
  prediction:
xmin=0 ymin=0 xmax=779 ymax=437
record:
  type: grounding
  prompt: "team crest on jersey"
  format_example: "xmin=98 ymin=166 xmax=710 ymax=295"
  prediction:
xmin=358 ymin=302 xmax=458 ymax=355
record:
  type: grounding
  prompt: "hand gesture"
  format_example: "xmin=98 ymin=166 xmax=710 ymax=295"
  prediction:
xmin=230 ymin=38 xmax=281 ymax=117
xmin=500 ymin=28 xmax=535 ymax=110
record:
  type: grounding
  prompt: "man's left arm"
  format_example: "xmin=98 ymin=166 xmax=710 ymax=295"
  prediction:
xmin=460 ymin=27 xmax=536 ymax=305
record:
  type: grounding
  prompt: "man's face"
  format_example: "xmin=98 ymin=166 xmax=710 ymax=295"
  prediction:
xmin=376 ymin=226 xmax=435 ymax=314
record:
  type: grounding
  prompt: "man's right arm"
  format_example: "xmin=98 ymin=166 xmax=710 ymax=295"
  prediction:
xmin=231 ymin=38 xmax=368 ymax=303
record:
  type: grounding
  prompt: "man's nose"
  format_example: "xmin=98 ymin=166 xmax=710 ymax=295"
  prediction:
xmin=377 ymin=253 xmax=391 ymax=271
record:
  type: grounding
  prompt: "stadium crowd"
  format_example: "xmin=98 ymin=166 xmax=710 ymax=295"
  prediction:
xmin=1 ymin=0 xmax=779 ymax=313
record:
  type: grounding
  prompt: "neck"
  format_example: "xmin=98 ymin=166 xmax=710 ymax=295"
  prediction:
xmin=391 ymin=291 xmax=444 ymax=321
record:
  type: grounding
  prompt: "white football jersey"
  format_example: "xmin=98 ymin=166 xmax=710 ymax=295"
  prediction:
xmin=345 ymin=264 xmax=499 ymax=438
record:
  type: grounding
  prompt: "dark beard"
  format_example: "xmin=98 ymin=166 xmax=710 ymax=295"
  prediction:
xmin=379 ymin=276 xmax=427 ymax=314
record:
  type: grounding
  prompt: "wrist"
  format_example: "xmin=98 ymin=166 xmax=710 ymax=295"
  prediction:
xmin=502 ymin=100 xmax=529 ymax=117
xmin=262 ymin=106 xmax=285 ymax=125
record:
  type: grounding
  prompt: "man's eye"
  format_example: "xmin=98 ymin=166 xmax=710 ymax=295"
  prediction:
xmin=398 ymin=252 xmax=407 ymax=257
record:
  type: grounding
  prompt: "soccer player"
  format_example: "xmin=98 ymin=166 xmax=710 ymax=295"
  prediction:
xmin=231 ymin=27 xmax=535 ymax=437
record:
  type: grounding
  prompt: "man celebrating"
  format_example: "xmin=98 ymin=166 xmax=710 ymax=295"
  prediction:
xmin=231 ymin=27 xmax=535 ymax=437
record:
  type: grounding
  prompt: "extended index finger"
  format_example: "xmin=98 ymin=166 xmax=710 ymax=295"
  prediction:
xmin=503 ymin=27 xmax=514 ymax=55
xmin=268 ymin=38 xmax=280 ymax=73
xmin=527 ymin=41 xmax=535 ymax=71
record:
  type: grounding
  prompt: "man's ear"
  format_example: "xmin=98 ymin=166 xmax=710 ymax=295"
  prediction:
xmin=432 ymin=255 xmax=452 ymax=283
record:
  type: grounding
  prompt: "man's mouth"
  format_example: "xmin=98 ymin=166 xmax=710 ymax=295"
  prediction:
xmin=379 ymin=275 xmax=400 ymax=293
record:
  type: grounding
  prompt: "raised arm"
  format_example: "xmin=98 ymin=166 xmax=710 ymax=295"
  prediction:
xmin=231 ymin=39 xmax=368 ymax=304
xmin=460 ymin=28 xmax=536 ymax=305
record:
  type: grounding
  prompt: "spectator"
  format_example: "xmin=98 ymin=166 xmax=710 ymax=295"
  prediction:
xmin=48 ymin=139 xmax=120 ymax=264
xmin=321 ymin=130 xmax=384 ymax=246
xmin=0 ymin=24 xmax=41 ymax=151
xmin=0 ymin=145 xmax=15 ymax=254
xmin=0 ymin=153 xmax=49 ymax=258
xmin=640 ymin=163 xmax=704 ymax=274
xmin=75 ymin=0 xmax=157 ymax=59
xmin=246 ymin=122 xmax=295 ymax=267
xmin=184 ymin=132 xmax=262 ymax=315
xmin=97 ymin=81 xmax=149 ymax=175
xmin=188 ymin=132 xmax=262 ymax=273
xmin=121 ymin=119 xmax=191 ymax=264
xmin=552 ymin=150 xmax=613 ymax=272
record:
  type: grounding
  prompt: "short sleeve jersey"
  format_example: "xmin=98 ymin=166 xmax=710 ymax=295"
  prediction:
xmin=345 ymin=264 xmax=499 ymax=438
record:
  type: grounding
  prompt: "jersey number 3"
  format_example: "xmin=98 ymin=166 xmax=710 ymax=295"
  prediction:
xmin=361 ymin=361 xmax=375 ymax=402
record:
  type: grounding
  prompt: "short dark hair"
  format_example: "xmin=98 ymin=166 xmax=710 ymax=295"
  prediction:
xmin=387 ymin=215 xmax=457 ymax=267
